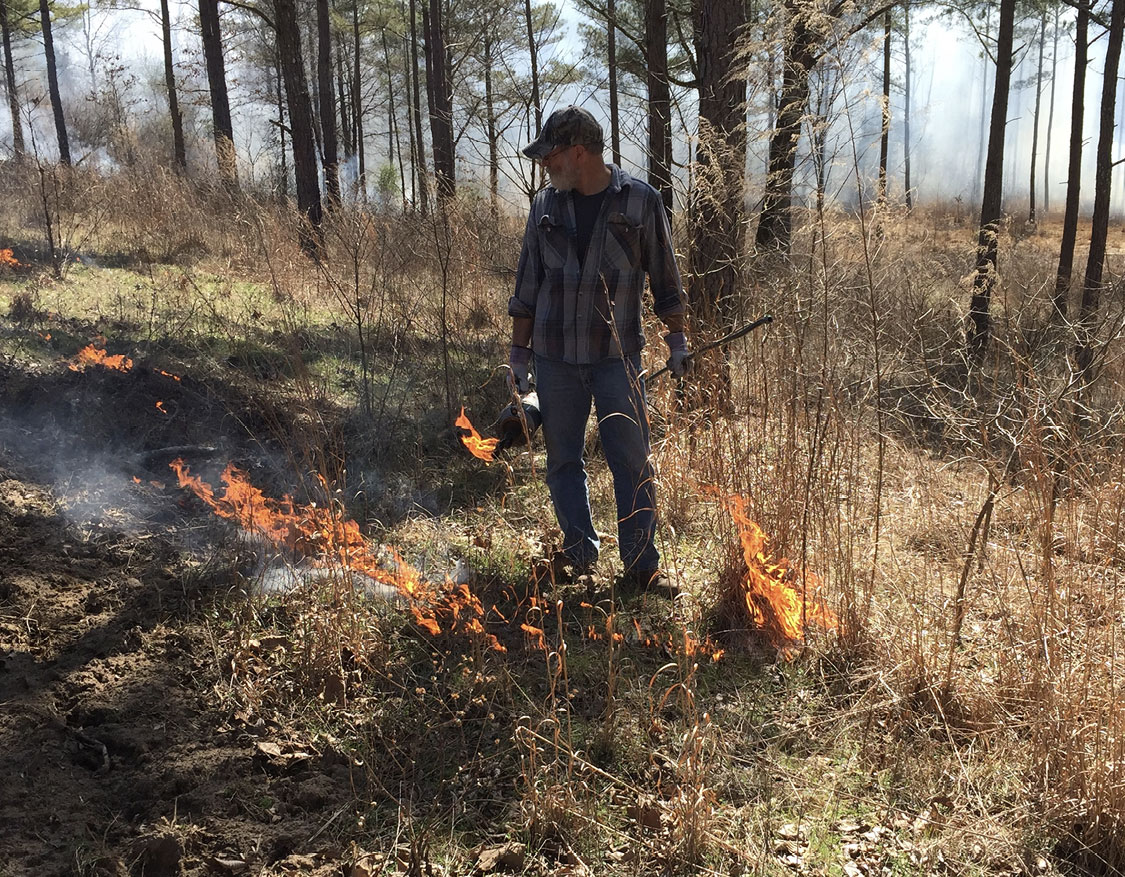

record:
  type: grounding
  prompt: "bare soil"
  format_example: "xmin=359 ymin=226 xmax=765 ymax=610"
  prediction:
xmin=0 ymin=354 xmax=363 ymax=877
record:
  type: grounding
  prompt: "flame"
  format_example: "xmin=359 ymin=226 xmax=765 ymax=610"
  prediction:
xmin=156 ymin=369 xmax=181 ymax=381
xmin=455 ymin=407 xmax=499 ymax=462
xmin=521 ymin=623 xmax=546 ymax=650
xmin=721 ymin=493 xmax=837 ymax=647
xmin=155 ymin=401 xmax=167 ymax=415
xmin=0 ymin=248 xmax=20 ymax=267
xmin=69 ymin=343 xmax=133 ymax=373
xmin=169 ymin=459 xmax=503 ymax=649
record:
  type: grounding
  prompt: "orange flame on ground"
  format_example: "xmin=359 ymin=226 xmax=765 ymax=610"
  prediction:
xmin=156 ymin=369 xmax=181 ymax=381
xmin=69 ymin=343 xmax=133 ymax=373
xmin=155 ymin=401 xmax=167 ymax=415
xmin=0 ymin=248 xmax=20 ymax=267
xmin=521 ymin=623 xmax=547 ymax=650
xmin=455 ymin=408 xmax=499 ymax=462
xmin=721 ymin=493 xmax=837 ymax=647
xmin=169 ymin=459 xmax=503 ymax=650
xmin=573 ymin=601 xmax=722 ymax=659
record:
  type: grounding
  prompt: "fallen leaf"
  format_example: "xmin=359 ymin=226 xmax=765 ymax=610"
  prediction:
xmin=627 ymin=797 xmax=663 ymax=829
xmin=257 ymin=635 xmax=288 ymax=653
xmin=320 ymin=672 xmax=346 ymax=706
xmin=275 ymin=853 xmax=318 ymax=870
xmin=836 ymin=817 xmax=866 ymax=834
xmin=209 ymin=857 xmax=249 ymax=874
xmin=474 ymin=842 xmax=526 ymax=873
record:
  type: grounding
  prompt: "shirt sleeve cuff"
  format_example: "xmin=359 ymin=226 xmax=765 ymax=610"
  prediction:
xmin=508 ymin=296 xmax=534 ymax=318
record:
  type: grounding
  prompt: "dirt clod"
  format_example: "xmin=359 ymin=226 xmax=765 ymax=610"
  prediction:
xmin=132 ymin=833 xmax=183 ymax=877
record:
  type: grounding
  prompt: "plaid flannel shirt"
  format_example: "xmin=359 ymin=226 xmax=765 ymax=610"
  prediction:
xmin=508 ymin=164 xmax=686 ymax=365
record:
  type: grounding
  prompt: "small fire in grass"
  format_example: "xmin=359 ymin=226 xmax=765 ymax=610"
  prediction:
xmin=0 ymin=248 xmax=20 ymax=268
xmin=155 ymin=401 xmax=167 ymax=415
xmin=69 ymin=342 xmax=133 ymax=373
xmin=170 ymin=459 xmax=503 ymax=650
xmin=455 ymin=407 xmax=499 ymax=462
xmin=720 ymin=492 xmax=837 ymax=650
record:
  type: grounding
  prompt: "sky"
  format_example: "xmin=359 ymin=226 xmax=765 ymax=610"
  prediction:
xmin=0 ymin=0 xmax=1120 ymax=216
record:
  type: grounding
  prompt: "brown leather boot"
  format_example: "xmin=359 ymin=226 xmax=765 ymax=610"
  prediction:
xmin=620 ymin=568 xmax=679 ymax=597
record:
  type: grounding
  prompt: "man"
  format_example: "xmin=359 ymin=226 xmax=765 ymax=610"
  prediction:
xmin=508 ymin=105 xmax=691 ymax=595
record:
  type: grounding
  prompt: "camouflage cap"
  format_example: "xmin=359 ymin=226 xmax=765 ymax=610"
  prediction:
xmin=522 ymin=106 xmax=605 ymax=159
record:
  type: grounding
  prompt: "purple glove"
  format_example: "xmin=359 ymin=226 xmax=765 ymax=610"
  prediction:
xmin=665 ymin=332 xmax=691 ymax=378
xmin=508 ymin=345 xmax=532 ymax=394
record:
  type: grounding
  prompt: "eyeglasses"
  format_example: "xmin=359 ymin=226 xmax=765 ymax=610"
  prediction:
xmin=540 ymin=144 xmax=576 ymax=164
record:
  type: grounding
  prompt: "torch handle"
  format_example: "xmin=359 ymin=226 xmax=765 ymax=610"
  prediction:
xmin=648 ymin=314 xmax=773 ymax=381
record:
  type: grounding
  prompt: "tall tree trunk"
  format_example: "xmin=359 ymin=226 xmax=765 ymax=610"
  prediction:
xmin=755 ymin=1 xmax=815 ymax=255
xmin=275 ymin=0 xmax=324 ymax=253
xmin=336 ymin=34 xmax=351 ymax=164
xmin=1 ymin=0 xmax=24 ymax=158
xmin=40 ymin=0 xmax=70 ymax=165
xmin=1117 ymin=57 xmax=1125 ymax=214
xmin=1029 ymin=6 xmax=1046 ymax=223
xmin=1076 ymin=0 xmax=1124 ymax=378
xmin=524 ymin=0 xmax=541 ymax=190
xmin=318 ymin=0 xmax=341 ymax=206
xmin=386 ymin=32 xmax=394 ymax=161
xmin=646 ymin=0 xmax=673 ymax=216
xmin=878 ymin=9 xmax=891 ymax=207
xmin=160 ymin=0 xmax=187 ymax=171
xmin=399 ymin=18 xmax=416 ymax=208
xmin=607 ymin=0 xmax=621 ymax=166
xmin=484 ymin=27 xmax=498 ymax=216
xmin=200 ymin=0 xmax=237 ymax=187
xmin=353 ymin=0 xmax=366 ymax=198
xmin=690 ymin=0 xmax=747 ymax=332
xmin=1045 ymin=4 xmax=1059 ymax=214
xmin=812 ymin=86 xmax=829 ymax=215
xmin=306 ymin=11 xmax=324 ymax=165
xmin=422 ymin=6 xmax=434 ymax=157
xmin=966 ymin=0 xmax=1015 ymax=360
xmin=1054 ymin=2 xmax=1089 ymax=320
xmin=425 ymin=0 xmax=454 ymax=201
xmin=524 ymin=0 xmax=541 ymax=132
xmin=409 ymin=0 xmax=429 ymax=213
xmin=903 ymin=0 xmax=912 ymax=208
xmin=276 ymin=47 xmax=288 ymax=198
xmin=974 ymin=7 xmax=991 ymax=205
xmin=382 ymin=27 xmax=406 ymax=207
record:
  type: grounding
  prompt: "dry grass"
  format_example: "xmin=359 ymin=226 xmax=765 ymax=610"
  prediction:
xmin=4 ymin=158 xmax=1125 ymax=873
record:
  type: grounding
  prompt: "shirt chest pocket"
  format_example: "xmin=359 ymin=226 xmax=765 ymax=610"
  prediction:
xmin=537 ymin=214 xmax=570 ymax=272
xmin=604 ymin=213 xmax=642 ymax=271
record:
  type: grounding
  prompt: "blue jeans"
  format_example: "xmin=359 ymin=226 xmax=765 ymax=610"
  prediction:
xmin=534 ymin=353 xmax=660 ymax=573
